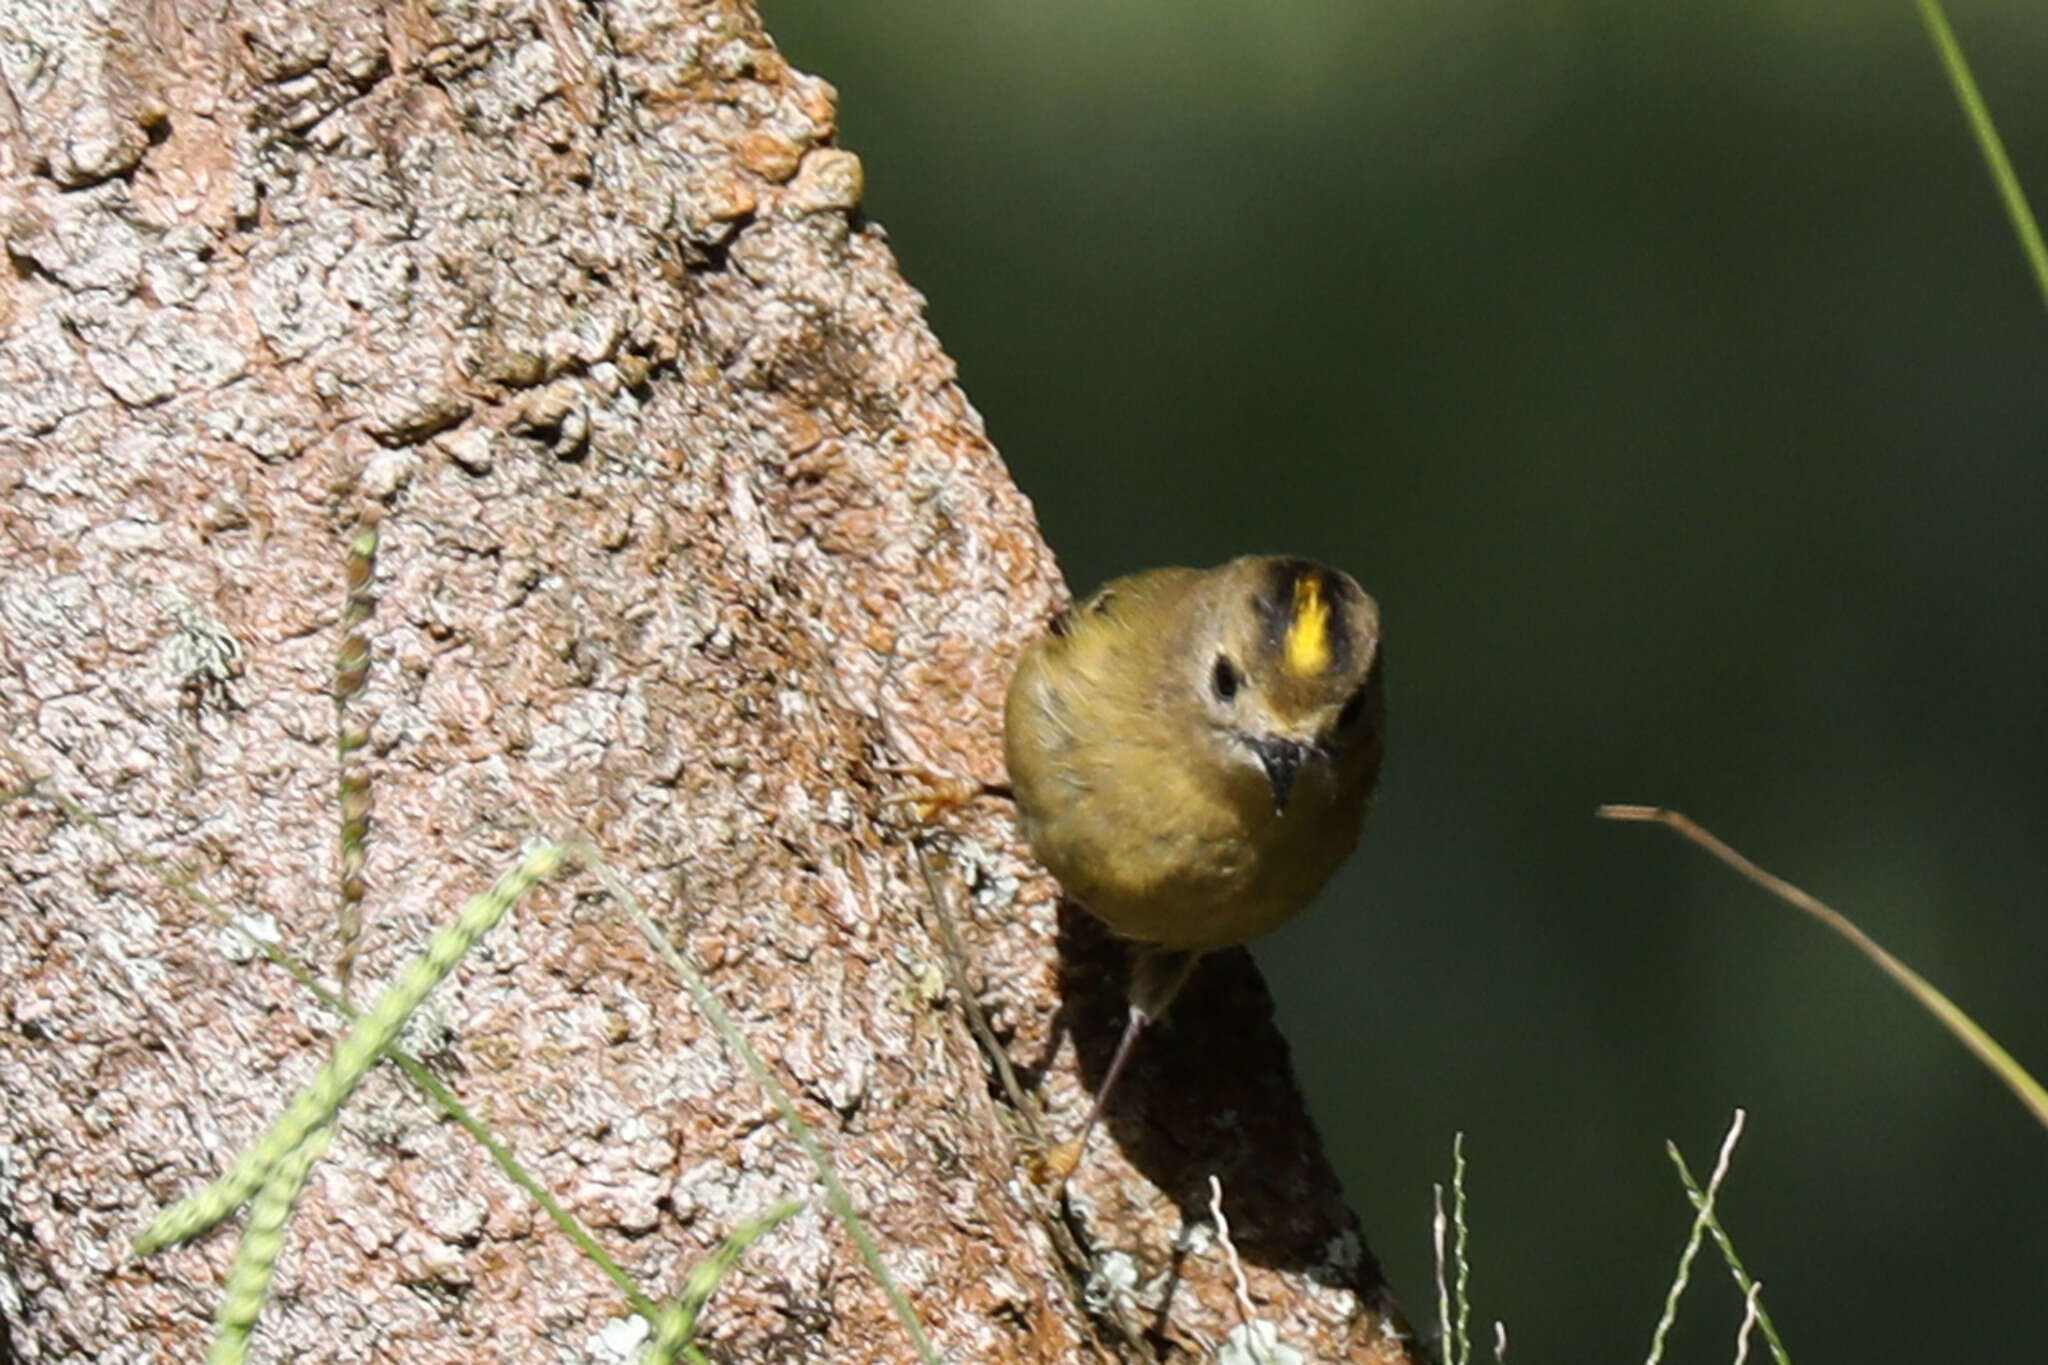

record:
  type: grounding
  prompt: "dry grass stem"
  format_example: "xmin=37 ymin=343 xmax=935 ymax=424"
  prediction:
xmin=1599 ymin=804 xmax=2048 ymax=1135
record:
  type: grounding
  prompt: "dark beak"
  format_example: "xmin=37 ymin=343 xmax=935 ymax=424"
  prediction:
xmin=1252 ymin=737 xmax=1311 ymax=815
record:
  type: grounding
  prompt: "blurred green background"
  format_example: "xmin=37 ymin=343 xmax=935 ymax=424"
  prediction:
xmin=767 ymin=1 xmax=2048 ymax=1356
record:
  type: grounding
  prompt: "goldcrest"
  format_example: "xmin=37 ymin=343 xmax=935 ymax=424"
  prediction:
xmin=1004 ymin=555 xmax=1385 ymax=1176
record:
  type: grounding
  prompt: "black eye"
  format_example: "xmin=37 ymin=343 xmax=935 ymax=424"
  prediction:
xmin=1337 ymin=684 xmax=1369 ymax=728
xmin=1210 ymin=655 xmax=1240 ymax=701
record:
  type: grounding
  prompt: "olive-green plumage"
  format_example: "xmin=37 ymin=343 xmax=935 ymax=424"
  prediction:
xmin=1005 ymin=555 xmax=1385 ymax=1017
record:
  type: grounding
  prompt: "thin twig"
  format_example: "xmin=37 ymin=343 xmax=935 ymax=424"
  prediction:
xmin=913 ymin=841 xmax=1041 ymax=1135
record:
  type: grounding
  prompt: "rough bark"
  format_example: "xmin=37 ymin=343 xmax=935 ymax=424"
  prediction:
xmin=0 ymin=1 xmax=1421 ymax=1360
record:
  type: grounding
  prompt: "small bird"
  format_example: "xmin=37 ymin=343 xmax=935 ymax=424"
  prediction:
xmin=1004 ymin=555 xmax=1386 ymax=1179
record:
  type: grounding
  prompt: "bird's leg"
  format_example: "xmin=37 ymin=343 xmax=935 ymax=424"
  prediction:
xmin=1037 ymin=947 xmax=1201 ymax=1185
xmin=1126 ymin=945 xmax=1203 ymax=1022
xmin=1050 ymin=1007 xmax=1145 ymax=1182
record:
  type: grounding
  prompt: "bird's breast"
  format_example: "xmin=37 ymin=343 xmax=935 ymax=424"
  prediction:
xmin=1026 ymin=747 xmax=1366 ymax=952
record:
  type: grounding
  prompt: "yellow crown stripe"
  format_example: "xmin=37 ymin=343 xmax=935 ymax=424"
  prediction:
xmin=1284 ymin=573 xmax=1332 ymax=676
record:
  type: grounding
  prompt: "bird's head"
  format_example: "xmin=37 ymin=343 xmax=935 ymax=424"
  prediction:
xmin=1185 ymin=556 xmax=1385 ymax=815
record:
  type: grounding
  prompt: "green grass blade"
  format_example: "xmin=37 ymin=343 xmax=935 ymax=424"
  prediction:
xmin=1668 ymin=1139 xmax=1792 ymax=1365
xmin=577 ymin=844 xmax=940 ymax=1365
xmin=1914 ymin=0 xmax=2048 ymax=316
xmin=135 ymin=844 xmax=565 ymax=1253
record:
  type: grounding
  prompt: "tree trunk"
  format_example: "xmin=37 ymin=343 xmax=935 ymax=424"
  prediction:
xmin=0 ymin=1 xmax=1421 ymax=1360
